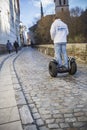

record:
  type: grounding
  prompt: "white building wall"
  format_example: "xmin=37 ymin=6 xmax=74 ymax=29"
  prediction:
xmin=0 ymin=0 xmax=10 ymax=44
xmin=0 ymin=0 xmax=20 ymax=46
xmin=23 ymin=31 xmax=28 ymax=45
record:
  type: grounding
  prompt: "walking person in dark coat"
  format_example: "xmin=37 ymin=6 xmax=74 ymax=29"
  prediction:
xmin=6 ymin=40 xmax=13 ymax=54
xmin=14 ymin=40 xmax=19 ymax=53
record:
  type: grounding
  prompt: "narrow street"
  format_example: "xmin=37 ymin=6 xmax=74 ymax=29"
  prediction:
xmin=0 ymin=47 xmax=87 ymax=130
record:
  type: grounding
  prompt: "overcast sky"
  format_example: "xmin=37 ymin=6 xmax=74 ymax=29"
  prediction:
xmin=20 ymin=0 xmax=87 ymax=28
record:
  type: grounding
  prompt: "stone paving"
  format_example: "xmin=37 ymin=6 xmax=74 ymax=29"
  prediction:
xmin=0 ymin=54 xmax=10 ymax=70
xmin=14 ymin=47 xmax=87 ymax=130
xmin=0 ymin=47 xmax=87 ymax=130
xmin=0 ymin=54 xmax=23 ymax=130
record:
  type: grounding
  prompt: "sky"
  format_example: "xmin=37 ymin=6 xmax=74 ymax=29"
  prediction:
xmin=20 ymin=0 xmax=87 ymax=29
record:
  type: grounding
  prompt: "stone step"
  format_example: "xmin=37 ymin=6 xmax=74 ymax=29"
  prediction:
xmin=19 ymin=105 xmax=34 ymax=125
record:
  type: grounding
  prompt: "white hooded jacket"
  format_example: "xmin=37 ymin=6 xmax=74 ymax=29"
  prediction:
xmin=50 ymin=19 xmax=69 ymax=44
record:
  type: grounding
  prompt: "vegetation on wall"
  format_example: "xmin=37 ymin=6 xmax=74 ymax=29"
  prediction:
xmin=30 ymin=7 xmax=87 ymax=44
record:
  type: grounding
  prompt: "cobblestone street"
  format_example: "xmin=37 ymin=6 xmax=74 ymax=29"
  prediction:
xmin=15 ymin=47 xmax=87 ymax=130
xmin=0 ymin=47 xmax=87 ymax=130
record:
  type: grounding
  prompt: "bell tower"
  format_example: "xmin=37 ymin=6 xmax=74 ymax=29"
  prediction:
xmin=54 ymin=0 xmax=69 ymax=14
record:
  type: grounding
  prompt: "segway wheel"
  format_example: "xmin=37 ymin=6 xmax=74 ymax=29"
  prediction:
xmin=49 ymin=60 xmax=58 ymax=77
xmin=69 ymin=61 xmax=77 ymax=75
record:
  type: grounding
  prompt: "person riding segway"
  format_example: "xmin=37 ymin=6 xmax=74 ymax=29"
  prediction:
xmin=49 ymin=15 xmax=77 ymax=77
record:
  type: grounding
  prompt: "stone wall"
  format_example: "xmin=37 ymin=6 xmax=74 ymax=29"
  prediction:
xmin=34 ymin=43 xmax=87 ymax=63
xmin=0 ymin=44 xmax=7 ymax=54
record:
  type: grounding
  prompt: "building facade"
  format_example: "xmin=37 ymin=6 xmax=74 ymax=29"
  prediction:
xmin=54 ymin=0 xmax=69 ymax=14
xmin=0 ymin=0 xmax=20 ymax=50
xmin=19 ymin=22 xmax=28 ymax=46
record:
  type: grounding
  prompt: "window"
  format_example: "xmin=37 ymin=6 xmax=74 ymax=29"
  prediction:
xmin=11 ymin=16 xmax=14 ymax=27
xmin=59 ymin=0 xmax=61 ymax=5
xmin=0 ymin=11 xmax=1 ymax=31
xmin=7 ymin=11 xmax=10 ymax=22
xmin=64 ymin=0 xmax=66 ymax=5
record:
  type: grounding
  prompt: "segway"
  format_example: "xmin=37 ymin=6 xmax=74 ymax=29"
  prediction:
xmin=49 ymin=57 xmax=77 ymax=77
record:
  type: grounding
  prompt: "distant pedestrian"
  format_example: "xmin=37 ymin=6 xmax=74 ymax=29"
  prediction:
xmin=6 ymin=40 xmax=13 ymax=54
xmin=14 ymin=40 xmax=19 ymax=53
